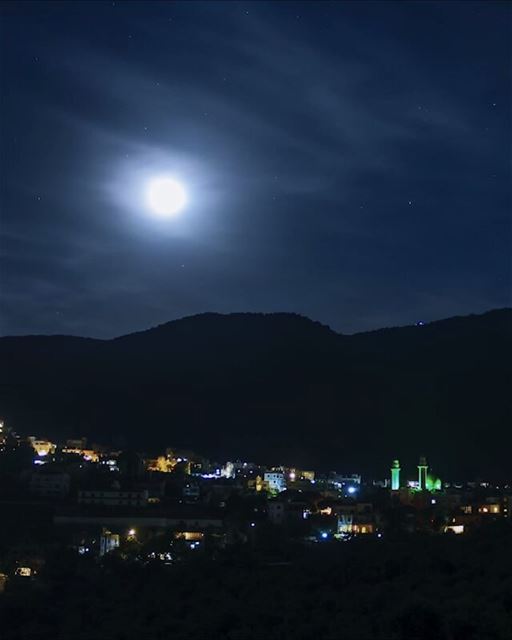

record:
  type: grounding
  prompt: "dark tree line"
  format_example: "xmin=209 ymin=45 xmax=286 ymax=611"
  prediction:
xmin=1 ymin=526 xmax=512 ymax=640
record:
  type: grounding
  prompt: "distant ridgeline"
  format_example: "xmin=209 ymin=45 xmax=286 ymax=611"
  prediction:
xmin=0 ymin=308 xmax=511 ymax=478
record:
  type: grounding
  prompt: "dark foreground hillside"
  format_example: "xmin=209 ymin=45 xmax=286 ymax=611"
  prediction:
xmin=2 ymin=528 xmax=512 ymax=640
xmin=1 ymin=308 xmax=511 ymax=477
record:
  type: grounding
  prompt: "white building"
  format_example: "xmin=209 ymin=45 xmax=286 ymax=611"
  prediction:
xmin=264 ymin=472 xmax=286 ymax=493
xmin=100 ymin=529 xmax=120 ymax=556
xmin=330 ymin=473 xmax=362 ymax=486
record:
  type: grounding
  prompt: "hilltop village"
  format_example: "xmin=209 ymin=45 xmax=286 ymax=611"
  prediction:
xmin=0 ymin=418 xmax=510 ymax=587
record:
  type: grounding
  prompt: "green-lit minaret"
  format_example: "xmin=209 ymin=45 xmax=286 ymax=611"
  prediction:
xmin=391 ymin=459 xmax=401 ymax=491
xmin=418 ymin=455 xmax=428 ymax=490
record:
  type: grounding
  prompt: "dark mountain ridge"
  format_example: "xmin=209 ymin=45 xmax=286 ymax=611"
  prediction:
xmin=1 ymin=309 xmax=511 ymax=479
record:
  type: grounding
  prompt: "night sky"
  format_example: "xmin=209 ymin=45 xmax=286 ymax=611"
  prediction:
xmin=1 ymin=1 xmax=510 ymax=337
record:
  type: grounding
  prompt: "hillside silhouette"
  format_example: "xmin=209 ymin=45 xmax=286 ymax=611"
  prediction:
xmin=1 ymin=309 xmax=510 ymax=478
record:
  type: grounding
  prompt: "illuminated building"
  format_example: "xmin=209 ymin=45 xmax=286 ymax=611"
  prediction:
xmin=337 ymin=505 xmax=375 ymax=535
xmin=28 ymin=437 xmax=56 ymax=457
xmin=334 ymin=501 xmax=374 ymax=535
xmin=285 ymin=468 xmax=315 ymax=483
xmin=264 ymin=472 xmax=286 ymax=493
xmin=330 ymin=473 xmax=361 ymax=486
xmin=337 ymin=515 xmax=375 ymax=535
xmin=232 ymin=461 xmax=258 ymax=475
xmin=221 ymin=461 xmax=235 ymax=478
xmin=220 ymin=460 xmax=258 ymax=478
xmin=0 ymin=421 xmax=17 ymax=449
xmin=146 ymin=455 xmax=176 ymax=473
xmin=417 ymin=456 xmax=428 ymax=491
xmin=175 ymin=531 xmax=204 ymax=542
xmin=444 ymin=524 xmax=464 ymax=534
xmin=478 ymin=503 xmax=500 ymax=514
xmin=411 ymin=456 xmax=441 ymax=492
xmin=425 ymin=473 xmax=442 ymax=491
xmin=0 ymin=573 xmax=7 ymax=593
xmin=248 ymin=475 xmax=269 ymax=492
xmin=337 ymin=512 xmax=353 ymax=533
xmin=102 ymin=458 xmax=119 ymax=472
xmin=391 ymin=459 xmax=400 ymax=491
xmin=100 ymin=529 xmax=120 ymax=556
xmin=62 ymin=447 xmax=99 ymax=462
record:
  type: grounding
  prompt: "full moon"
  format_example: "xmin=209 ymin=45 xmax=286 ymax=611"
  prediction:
xmin=146 ymin=177 xmax=187 ymax=216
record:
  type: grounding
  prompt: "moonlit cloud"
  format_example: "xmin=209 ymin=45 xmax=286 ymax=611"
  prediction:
xmin=0 ymin=1 xmax=510 ymax=336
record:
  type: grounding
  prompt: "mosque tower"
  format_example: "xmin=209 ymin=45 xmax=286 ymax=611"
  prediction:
xmin=418 ymin=455 xmax=428 ymax=490
xmin=391 ymin=459 xmax=401 ymax=491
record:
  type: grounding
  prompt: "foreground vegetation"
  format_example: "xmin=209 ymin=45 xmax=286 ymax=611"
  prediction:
xmin=2 ymin=525 xmax=512 ymax=640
